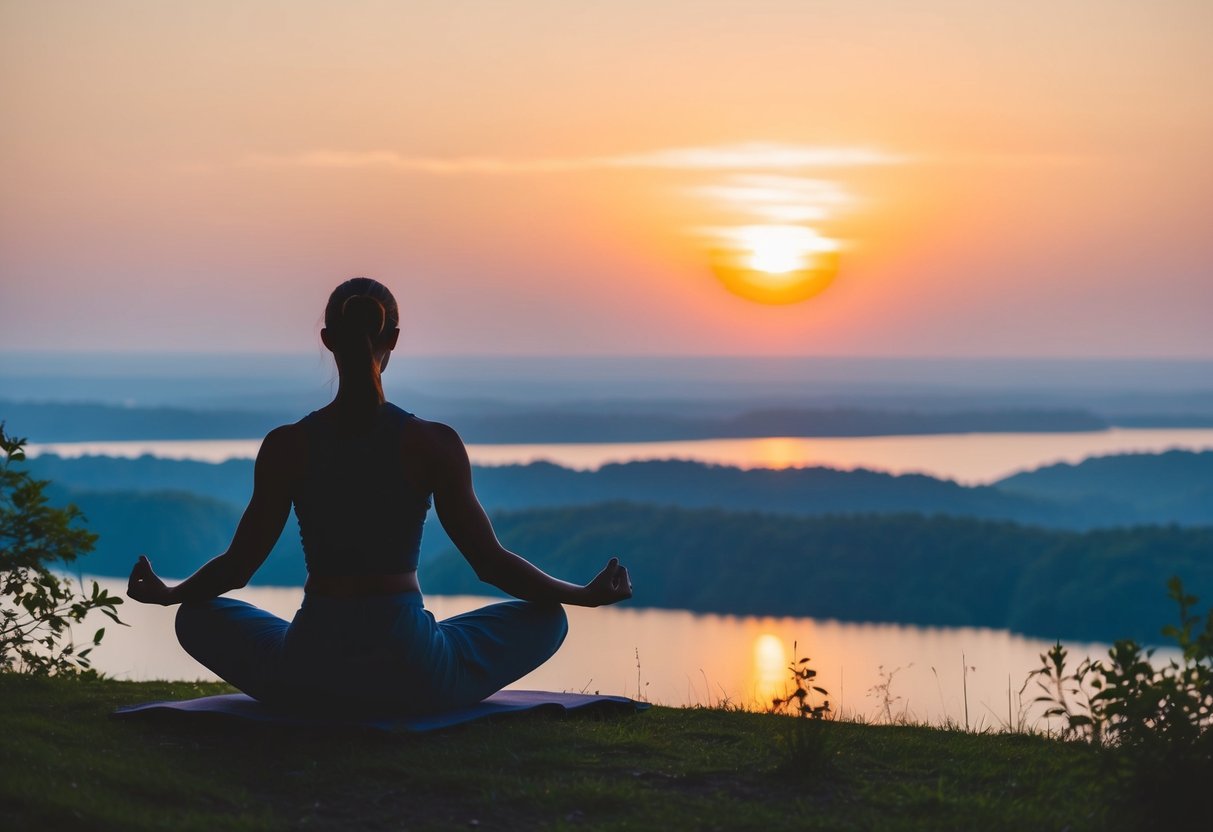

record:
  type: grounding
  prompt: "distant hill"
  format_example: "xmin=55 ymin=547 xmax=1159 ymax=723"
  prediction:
xmin=54 ymin=490 xmax=1213 ymax=643
xmin=2 ymin=401 xmax=290 ymax=441
xmin=28 ymin=451 xmax=1213 ymax=530
xmin=34 ymin=455 xmax=259 ymax=505
xmin=5 ymin=399 xmax=1109 ymax=443
xmin=25 ymin=454 xmax=1082 ymax=529
xmin=47 ymin=485 xmax=309 ymax=586
xmin=450 ymin=407 xmax=1109 ymax=443
xmin=469 ymin=460 xmax=1096 ymax=525
xmin=34 ymin=448 xmax=1213 ymax=640
xmin=996 ymin=450 xmax=1213 ymax=525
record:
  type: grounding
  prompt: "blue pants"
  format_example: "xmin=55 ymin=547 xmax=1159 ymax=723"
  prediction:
xmin=175 ymin=592 xmax=568 ymax=714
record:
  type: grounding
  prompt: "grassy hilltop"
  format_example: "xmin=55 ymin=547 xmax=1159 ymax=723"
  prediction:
xmin=1 ymin=674 xmax=1120 ymax=832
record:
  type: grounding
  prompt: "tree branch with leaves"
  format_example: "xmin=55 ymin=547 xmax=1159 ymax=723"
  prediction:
xmin=1 ymin=422 xmax=124 ymax=675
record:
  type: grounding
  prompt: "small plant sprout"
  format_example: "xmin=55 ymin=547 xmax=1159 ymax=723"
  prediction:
xmin=962 ymin=654 xmax=976 ymax=731
xmin=867 ymin=664 xmax=912 ymax=724
xmin=770 ymin=641 xmax=830 ymax=719
xmin=1027 ymin=642 xmax=1103 ymax=742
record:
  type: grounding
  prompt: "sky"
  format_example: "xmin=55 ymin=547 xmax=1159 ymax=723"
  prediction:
xmin=1 ymin=0 xmax=1210 ymax=358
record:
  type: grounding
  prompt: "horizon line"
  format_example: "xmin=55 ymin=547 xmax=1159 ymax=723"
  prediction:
xmin=4 ymin=349 xmax=1213 ymax=364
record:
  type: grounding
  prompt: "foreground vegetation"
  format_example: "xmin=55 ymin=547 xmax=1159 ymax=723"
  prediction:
xmin=1 ymin=425 xmax=125 ymax=675
xmin=1 ymin=673 xmax=1129 ymax=832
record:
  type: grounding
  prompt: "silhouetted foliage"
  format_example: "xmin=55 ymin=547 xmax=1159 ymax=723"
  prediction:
xmin=0 ymin=425 xmax=123 ymax=675
xmin=770 ymin=642 xmax=831 ymax=720
xmin=1028 ymin=578 xmax=1212 ymax=824
xmin=769 ymin=642 xmax=833 ymax=779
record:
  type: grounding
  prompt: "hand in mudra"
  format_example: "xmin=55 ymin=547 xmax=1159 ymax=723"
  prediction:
xmin=584 ymin=557 xmax=632 ymax=606
xmin=127 ymin=555 xmax=172 ymax=606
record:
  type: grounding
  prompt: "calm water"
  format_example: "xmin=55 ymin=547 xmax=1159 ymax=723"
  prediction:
xmin=27 ymin=427 xmax=1213 ymax=484
xmin=87 ymin=579 xmax=1137 ymax=728
xmin=44 ymin=430 xmax=1205 ymax=724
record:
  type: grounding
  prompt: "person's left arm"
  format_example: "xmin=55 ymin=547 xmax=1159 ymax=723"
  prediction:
xmin=127 ymin=425 xmax=298 ymax=606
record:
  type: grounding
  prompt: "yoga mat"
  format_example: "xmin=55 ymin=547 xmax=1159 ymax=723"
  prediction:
xmin=113 ymin=689 xmax=648 ymax=733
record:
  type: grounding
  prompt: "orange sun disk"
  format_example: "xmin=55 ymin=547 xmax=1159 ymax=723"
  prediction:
xmin=705 ymin=225 xmax=841 ymax=305
xmin=710 ymin=246 xmax=841 ymax=305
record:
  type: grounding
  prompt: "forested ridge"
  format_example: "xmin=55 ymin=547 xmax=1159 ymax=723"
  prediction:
xmin=46 ymin=490 xmax=1213 ymax=644
xmin=30 ymin=450 xmax=1213 ymax=529
xmin=22 ymin=449 xmax=1213 ymax=642
xmin=426 ymin=504 xmax=1213 ymax=643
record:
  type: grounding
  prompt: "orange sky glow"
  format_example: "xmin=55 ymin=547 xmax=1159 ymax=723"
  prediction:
xmin=1 ymin=1 xmax=1210 ymax=357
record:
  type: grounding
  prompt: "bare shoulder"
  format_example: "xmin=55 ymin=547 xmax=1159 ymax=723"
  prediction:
xmin=262 ymin=422 xmax=306 ymax=453
xmin=397 ymin=416 xmax=470 ymax=496
xmin=403 ymin=416 xmax=466 ymax=460
xmin=256 ymin=423 xmax=307 ymax=476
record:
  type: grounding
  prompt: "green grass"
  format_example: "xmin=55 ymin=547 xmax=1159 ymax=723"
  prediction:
xmin=0 ymin=674 xmax=1120 ymax=831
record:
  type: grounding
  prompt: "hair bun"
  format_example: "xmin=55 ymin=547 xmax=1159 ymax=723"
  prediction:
xmin=340 ymin=294 xmax=386 ymax=340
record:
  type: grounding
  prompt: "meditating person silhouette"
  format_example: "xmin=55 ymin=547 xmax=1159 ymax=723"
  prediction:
xmin=127 ymin=277 xmax=632 ymax=712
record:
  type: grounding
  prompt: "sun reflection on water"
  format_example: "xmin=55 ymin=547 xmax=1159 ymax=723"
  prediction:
xmin=753 ymin=633 xmax=789 ymax=707
xmin=749 ymin=437 xmax=814 ymax=469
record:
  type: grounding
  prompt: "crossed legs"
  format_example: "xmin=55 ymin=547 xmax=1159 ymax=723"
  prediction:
xmin=174 ymin=595 xmax=569 ymax=710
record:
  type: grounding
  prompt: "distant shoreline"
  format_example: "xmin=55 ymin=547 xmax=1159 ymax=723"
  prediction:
xmin=0 ymin=398 xmax=1132 ymax=442
xmin=23 ymin=426 xmax=1213 ymax=488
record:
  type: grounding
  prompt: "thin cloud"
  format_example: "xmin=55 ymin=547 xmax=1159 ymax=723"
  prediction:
xmin=243 ymin=150 xmax=591 ymax=173
xmin=242 ymin=142 xmax=910 ymax=175
xmin=692 ymin=175 xmax=856 ymax=223
xmin=607 ymin=143 xmax=907 ymax=169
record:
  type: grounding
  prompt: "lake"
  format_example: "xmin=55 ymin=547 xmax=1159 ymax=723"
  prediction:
xmin=39 ymin=428 xmax=1204 ymax=726
xmin=87 ymin=579 xmax=1134 ymax=728
xmin=28 ymin=426 xmax=1213 ymax=484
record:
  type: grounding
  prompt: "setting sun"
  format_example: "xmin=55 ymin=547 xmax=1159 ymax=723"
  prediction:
xmin=687 ymin=162 xmax=855 ymax=306
xmin=709 ymin=225 xmax=842 ymax=305
xmin=739 ymin=226 xmax=836 ymax=274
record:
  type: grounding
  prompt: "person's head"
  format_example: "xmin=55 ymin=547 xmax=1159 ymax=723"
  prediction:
xmin=320 ymin=278 xmax=400 ymax=412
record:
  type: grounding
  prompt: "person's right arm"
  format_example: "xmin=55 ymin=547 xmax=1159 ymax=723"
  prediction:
xmin=127 ymin=425 xmax=298 ymax=605
xmin=428 ymin=422 xmax=631 ymax=607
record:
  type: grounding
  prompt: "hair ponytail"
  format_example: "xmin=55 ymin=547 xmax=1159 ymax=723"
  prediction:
xmin=324 ymin=278 xmax=400 ymax=422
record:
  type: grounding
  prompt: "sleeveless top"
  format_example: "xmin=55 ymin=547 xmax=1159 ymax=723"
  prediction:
xmin=292 ymin=403 xmax=431 ymax=576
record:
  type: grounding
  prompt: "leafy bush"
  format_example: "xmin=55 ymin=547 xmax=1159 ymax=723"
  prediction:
xmin=0 ymin=423 xmax=123 ymax=674
xmin=1029 ymin=577 xmax=1212 ymax=821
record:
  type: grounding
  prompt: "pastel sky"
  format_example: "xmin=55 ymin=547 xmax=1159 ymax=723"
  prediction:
xmin=2 ymin=1 xmax=1210 ymax=357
